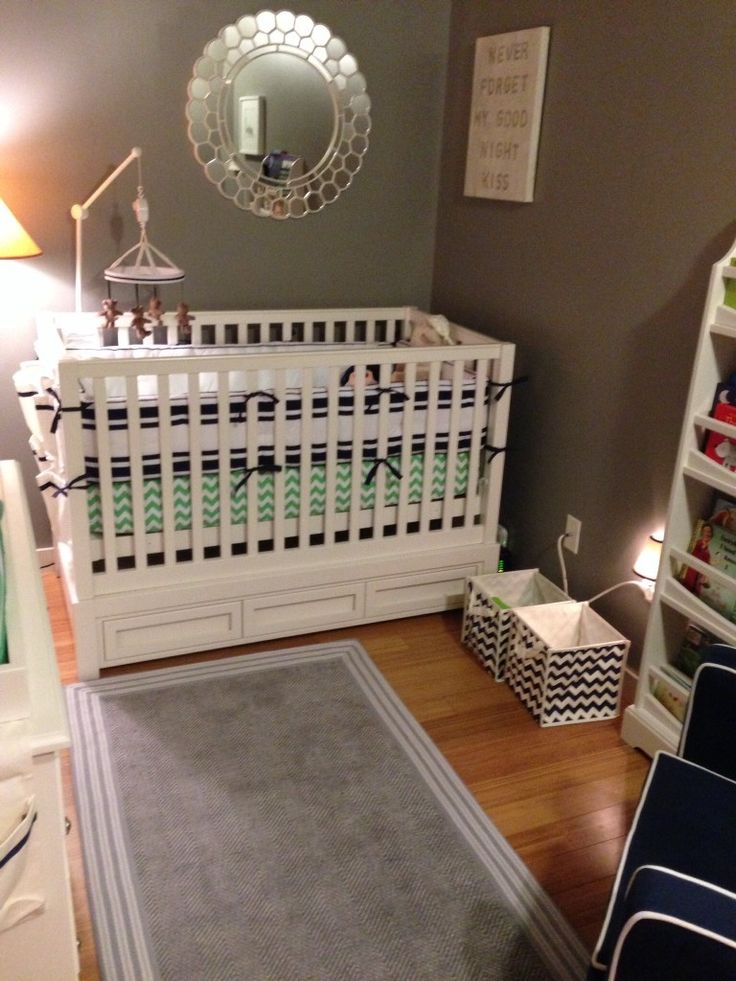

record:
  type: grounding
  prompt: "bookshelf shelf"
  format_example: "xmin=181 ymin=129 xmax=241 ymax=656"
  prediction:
xmin=711 ymin=320 xmax=736 ymax=340
xmin=683 ymin=452 xmax=736 ymax=498
xmin=622 ymin=237 xmax=736 ymax=756
xmin=660 ymin=576 xmax=736 ymax=646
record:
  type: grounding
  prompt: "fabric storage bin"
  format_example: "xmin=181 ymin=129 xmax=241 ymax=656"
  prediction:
xmin=506 ymin=602 xmax=630 ymax=726
xmin=462 ymin=569 xmax=570 ymax=680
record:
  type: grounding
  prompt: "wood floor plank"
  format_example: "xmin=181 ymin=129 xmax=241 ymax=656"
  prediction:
xmin=43 ymin=573 xmax=649 ymax=980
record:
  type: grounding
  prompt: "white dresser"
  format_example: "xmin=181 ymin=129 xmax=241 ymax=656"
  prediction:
xmin=0 ymin=460 xmax=78 ymax=979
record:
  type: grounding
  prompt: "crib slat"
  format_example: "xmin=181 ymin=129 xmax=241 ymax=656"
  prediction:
xmin=298 ymin=372 xmax=313 ymax=549
xmin=324 ymin=366 xmax=340 ymax=547
xmin=93 ymin=378 xmax=118 ymax=574
xmin=396 ymin=361 xmax=416 ymax=537
xmin=419 ymin=362 xmax=441 ymax=536
xmin=217 ymin=372 xmax=232 ymax=558
xmin=156 ymin=374 xmax=176 ymax=566
xmin=371 ymin=363 xmax=391 ymax=539
xmin=124 ymin=375 xmax=148 ymax=568
xmin=187 ymin=372 xmax=204 ymax=562
xmin=272 ymin=370 xmax=286 ymax=551
xmin=483 ymin=343 xmax=515 ymax=547
xmin=349 ymin=368 xmax=366 ymax=544
xmin=442 ymin=359 xmax=464 ymax=530
xmin=466 ymin=358 xmax=488 ymax=527
xmin=245 ymin=371 xmax=259 ymax=554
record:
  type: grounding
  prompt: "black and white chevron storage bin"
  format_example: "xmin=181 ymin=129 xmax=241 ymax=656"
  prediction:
xmin=462 ymin=570 xmax=570 ymax=680
xmin=506 ymin=602 xmax=630 ymax=726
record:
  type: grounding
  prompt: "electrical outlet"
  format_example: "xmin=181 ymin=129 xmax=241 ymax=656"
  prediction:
xmin=565 ymin=515 xmax=582 ymax=554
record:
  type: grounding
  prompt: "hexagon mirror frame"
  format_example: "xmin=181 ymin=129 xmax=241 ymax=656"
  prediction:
xmin=186 ymin=10 xmax=371 ymax=219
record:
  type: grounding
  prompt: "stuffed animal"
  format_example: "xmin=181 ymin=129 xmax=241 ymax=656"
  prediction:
xmin=99 ymin=298 xmax=122 ymax=331
xmin=130 ymin=305 xmax=151 ymax=341
xmin=147 ymin=296 xmax=164 ymax=326
xmin=408 ymin=313 xmax=455 ymax=347
xmin=176 ymin=302 xmax=194 ymax=343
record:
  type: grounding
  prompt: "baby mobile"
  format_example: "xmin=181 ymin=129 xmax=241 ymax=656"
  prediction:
xmin=71 ymin=147 xmax=193 ymax=343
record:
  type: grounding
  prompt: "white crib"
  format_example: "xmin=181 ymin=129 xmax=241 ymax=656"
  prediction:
xmin=19 ymin=307 xmax=516 ymax=680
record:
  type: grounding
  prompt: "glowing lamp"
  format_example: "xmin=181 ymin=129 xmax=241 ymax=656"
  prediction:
xmin=633 ymin=530 xmax=665 ymax=584
xmin=0 ymin=198 xmax=41 ymax=259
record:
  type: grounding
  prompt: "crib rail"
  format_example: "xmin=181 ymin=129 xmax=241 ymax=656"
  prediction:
xmin=37 ymin=306 xmax=413 ymax=352
xmin=47 ymin=331 xmax=514 ymax=598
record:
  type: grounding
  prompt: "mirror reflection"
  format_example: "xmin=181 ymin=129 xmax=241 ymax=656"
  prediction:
xmin=227 ymin=53 xmax=336 ymax=175
xmin=186 ymin=10 xmax=371 ymax=220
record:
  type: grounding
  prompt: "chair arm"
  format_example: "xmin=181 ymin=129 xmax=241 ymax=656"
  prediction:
xmin=609 ymin=865 xmax=736 ymax=980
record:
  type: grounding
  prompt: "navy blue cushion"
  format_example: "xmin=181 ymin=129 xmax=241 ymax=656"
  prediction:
xmin=609 ymin=866 xmax=736 ymax=980
xmin=700 ymin=642 xmax=736 ymax=671
xmin=591 ymin=751 xmax=736 ymax=971
xmin=679 ymin=648 xmax=736 ymax=780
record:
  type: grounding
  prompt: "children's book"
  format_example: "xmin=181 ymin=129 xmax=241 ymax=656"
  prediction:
xmin=648 ymin=666 xmax=689 ymax=723
xmin=704 ymin=379 xmax=736 ymax=471
xmin=679 ymin=495 xmax=736 ymax=622
xmin=723 ymin=259 xmax=736 ymax=310
xmin=675 ymin=621 xmax=719 ymax=678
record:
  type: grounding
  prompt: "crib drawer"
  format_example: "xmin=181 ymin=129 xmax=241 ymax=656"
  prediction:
xmin=366 ymin=564 xmax=480 ymax=617
xmin=102 ymin=601 xmax=244 ymax=665
xmin=244 ymin=584 xmax=364 ymax=638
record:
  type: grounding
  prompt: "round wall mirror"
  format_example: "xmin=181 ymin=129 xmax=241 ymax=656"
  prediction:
xmin=186 ymin=10 xmax=371 ymax=219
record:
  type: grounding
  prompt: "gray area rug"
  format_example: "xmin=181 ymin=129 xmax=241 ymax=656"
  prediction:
xmin=67 ymin=640 xmax=588 ymax=980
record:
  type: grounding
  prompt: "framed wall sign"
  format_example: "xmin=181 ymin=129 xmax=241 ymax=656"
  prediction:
xmin=238 ymin=96 xmax=265 ymax=157
xmin=464 ymin=26 xmax=550 ymax=203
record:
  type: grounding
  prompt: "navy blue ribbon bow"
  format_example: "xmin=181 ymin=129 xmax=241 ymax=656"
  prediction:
xmin=485 ymin=445 xmax=507 ymax=464
xmin=44 ymin=387 xmax=83 ymax=434
xmin=234 ymin=390 xmax=279 ymax=423
xmin=487 ymin=375 xmax=529 ymax=402
xmin=365 ymin=387 xmax=410 ymax=415
xmin=364 ymin=457 xmax=402 ymax=485
xmin=233 ymin=463 xmax=283 ymax=493
xmin=39 ymin=473 xmax=90 ymax=498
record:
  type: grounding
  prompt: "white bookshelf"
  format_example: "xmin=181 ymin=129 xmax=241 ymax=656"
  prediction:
xmin=622 ymin=239 xmax=736 ymax=756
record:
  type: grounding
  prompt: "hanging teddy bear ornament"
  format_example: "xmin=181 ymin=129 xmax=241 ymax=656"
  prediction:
xmin=130 ymin=305 xmax=151 ymax=342
xmin=176 ymin=302 xmax=194 ymax=344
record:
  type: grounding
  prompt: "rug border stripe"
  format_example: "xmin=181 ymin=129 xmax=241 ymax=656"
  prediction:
xmin=68 ymin=680 xmax=161 ymax=980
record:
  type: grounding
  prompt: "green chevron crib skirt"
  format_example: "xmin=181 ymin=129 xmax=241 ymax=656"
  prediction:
xmin=86 ymin=451 xmax=471 ymax=536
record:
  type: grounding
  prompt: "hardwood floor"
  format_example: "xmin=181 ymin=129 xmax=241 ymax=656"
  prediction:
xmin=45 ymin=570 xmax=649 ymax=980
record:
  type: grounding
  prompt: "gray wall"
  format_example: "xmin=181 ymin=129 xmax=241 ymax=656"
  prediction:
xmin=433 ymin=0 xmax=736 ymax=666
xmin=0 ymin=0 xmax=450 ymax=542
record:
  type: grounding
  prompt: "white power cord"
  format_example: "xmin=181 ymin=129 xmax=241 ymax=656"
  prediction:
xmin=556 ymin=533 xmax=650 ymax=604
xmin=586 ymin=580 xmax=650 ymax=605
xmin=556 ymin=534 xmax=569 ymax=595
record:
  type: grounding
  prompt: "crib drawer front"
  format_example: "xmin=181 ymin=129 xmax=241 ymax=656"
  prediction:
xmin=366 ymin=564 xmax=481 ymax=617
xmin=244 ymin=584 xmax=365 ymax=637
xmin=102 ymin=600 xmax=244 ymax=665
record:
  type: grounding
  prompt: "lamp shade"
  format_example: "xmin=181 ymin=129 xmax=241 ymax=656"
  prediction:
xmin=0 ymin=198 xmax=41 ymax=258
xmin=633 ymin=534 xmax=664 ymax=582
